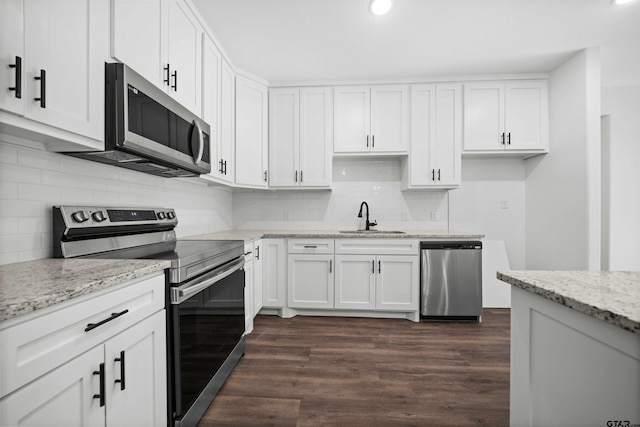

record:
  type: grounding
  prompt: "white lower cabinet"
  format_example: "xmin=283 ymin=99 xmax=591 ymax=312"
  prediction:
xmin=334 ymin=255 xmax=418 ymax=311
xmin=0 ymin=273 xmax=167 ymax=427
xmin=288 ymin=254 xmax=334 ymax=309
xmin=243 ymin=242 xmax=255 ymax=333
xmin=262 ymin=239 xmax=287 ymax=308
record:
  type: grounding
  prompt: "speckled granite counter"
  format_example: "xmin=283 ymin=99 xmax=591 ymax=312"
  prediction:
xmin=185 ymin=229 xmax=484 ymax=242
xmin=0 ymin=259 xmax=170 ymax=323
xmin=497 ymin=270 xmax=640 ymax=334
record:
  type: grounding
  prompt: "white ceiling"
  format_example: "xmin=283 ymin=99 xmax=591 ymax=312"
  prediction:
xmin=191 ymin=0 xmax=640 ymax=85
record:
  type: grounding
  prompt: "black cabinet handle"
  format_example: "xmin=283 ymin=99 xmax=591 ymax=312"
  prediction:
xmin=372 ymin=135 xmax=375 ymax=148
xmin=295 ymin=170 xmax=298 ymax=182
xmin=219 ymin=159 xmax=224 ymax=174
xmin=366 ymin=135 xmax=369 ymax=147
xmin=93 ymin=363 xmax=105 ymax=407
xmin=264 ymin=170 xmax=268 ymax=182
xmin=34 ymin=69 xmax=45 ymax=108
xmin=164 ymin=64 xmax=170 ymax=86
xmin=438 ymin=169 xmax=441 ymax=181
xmin=171 ymin=70 xmax=178 ymax=91
xmin=223 ymin=160 xmax=227 ymax=175
xmin=432 ymin=169 xmax=435 ymax=181
xmin=300 ymin=170 xmax=303 ymax=183
xmin=85 ymin=309 xmax=129 ymax=332
xmin=378 ymin=260 xmax=381 ymax=274
xmin=255 ymin=245 xmax=260 ymax=260
xmin=8 ymin=56 xmax=21 ymax=98
xmin=114 ymin=351 xmax=126 ymax=391
xmin=507 ymin=132 xmax=511 ymax=145
xmin=329 ymin=259 xmax=332 ymax=273
xmin=501 ymin=132 xmax=505 ymax=145
xmin=371 ymin=260 xmax=375 ymax=274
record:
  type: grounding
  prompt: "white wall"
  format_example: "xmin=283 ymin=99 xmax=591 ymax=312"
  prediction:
xmin=0 ymin=140 xmax=233 ymax=265
xmin=601 ymin=86 xmax=640 ymax=270
xmin=525 ymin=48 xmax=602 ymax=270
xmin=232 ymin=157 xmax=449 ymax=230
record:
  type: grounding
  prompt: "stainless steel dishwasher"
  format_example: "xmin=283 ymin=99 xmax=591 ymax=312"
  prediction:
xmin=420 ymin=241 xmax=482 ymax=321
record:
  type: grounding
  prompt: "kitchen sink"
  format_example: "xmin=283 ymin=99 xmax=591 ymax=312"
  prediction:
xmin=339 ymin=230 xmax=406 ymax=234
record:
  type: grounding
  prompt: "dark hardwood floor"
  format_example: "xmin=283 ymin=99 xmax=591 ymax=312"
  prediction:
xmin=198 ymin=309 xmax=510 ymax=426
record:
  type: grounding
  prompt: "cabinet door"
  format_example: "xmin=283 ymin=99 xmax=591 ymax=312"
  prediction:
xmin=243 ymin=252 xmax=254 ymax=333
xmin=409 ymin=84 xmax=435 ymax=185
xmin=105 ymin=311 xmax=167 ymax=427
xmin=463 ymin=82 xmax=504 ymax=150
xmin=334 ymin=255 xmax=375 ymax=310
xmin=219 ymin=57 xmax=235 ymax=183
xmin=299 ymin=87 xmax=332 ymax=187
xmin=288 ymin=254 xmax=334 ymax=309
xmin=262 ymin=239 xmax=287 ymax=308
xmin=269 ymin=88 xmax=299 ymax=187
xmin=504 ymin=80 xmax=548 ymax=151
xmin=432 ymin=84 xmax=461 ymax=186
xmin=235 ymin=75 xmax=268 ymax=188
xmin=202 ymin=35 xmax=221 ymax=179
xmin=334 ymin=86 xmax=370 ymax=153
xmin=0 ymin=0 xmax=24 ymax=115
xmin=376 ymin=255 xmax=419 ymax=311
xmin=0 ymin=346 xmax=104 ymax=427
xmin=112 ymin=0 xmax=165 ymax=91
xmin=370 ymin=85 xmax=408 ymax=153
xmin=166 ymin=0 xmax=201 ymax=114
xmin=253 ymin=240 xmax=264 ymax=315
xmin=23 ymin=0 xmax=107 ymax=141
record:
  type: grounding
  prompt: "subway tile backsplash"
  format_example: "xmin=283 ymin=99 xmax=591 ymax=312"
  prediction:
xmin=232 ymin=158 xmax=449 ymax=231
xmin=0 ymin=140 xmax=232 ymax=265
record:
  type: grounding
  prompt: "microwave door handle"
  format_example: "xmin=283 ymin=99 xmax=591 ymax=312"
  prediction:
xmin=171 ymin=257 xmax=244 ymax=304
xmin=192 ymin=120 xmax=204 ymax=165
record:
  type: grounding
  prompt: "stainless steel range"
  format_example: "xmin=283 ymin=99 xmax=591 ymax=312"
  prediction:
xmin=53 ymin=206 xmax=245 ymax=427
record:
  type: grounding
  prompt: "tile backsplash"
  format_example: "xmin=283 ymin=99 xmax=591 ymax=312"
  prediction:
xmin=232 ymin=157 xmax=449 ymax=230
xmin=0 ymin=140 xmax=232 ymax=265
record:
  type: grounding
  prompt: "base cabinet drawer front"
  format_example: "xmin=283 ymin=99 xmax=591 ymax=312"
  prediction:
xmin=288 ymin=239 xmax=334 ymax=254
xmin=376 ymin=255 xmax=419 ymax=311
xmin=0 ymin=273 xmax=165 ymax=399
xmin=335 ymin=239 xmax=419 ymax=255
xmin=334 ymin=255 xmax=376 ymax=310
xmin=288 ymin=254 xmax=334 ymax=309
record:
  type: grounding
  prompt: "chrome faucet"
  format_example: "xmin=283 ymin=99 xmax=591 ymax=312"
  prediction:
xmin=358 ymin=201 xmax=377 ymax=231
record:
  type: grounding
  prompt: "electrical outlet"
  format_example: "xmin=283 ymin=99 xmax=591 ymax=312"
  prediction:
xmin=501 ymin=200 xmax=509 ymax=209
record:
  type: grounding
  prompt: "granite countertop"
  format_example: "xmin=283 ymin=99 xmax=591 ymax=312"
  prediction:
xmin=0 ymin=259 xmax=170 ymax=323
xmin=497 ymin=270 xmax=640 ymax=335
xmin=185 ymin=229 xmax=484 ymax=242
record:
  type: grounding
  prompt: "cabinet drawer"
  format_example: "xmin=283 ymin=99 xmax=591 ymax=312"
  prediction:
xmin=335 ymin=239 xmax=419 ymax=255
xmin=0 ymin=272 xmax=165 ymax=398
xmin=288 ymin=239 xmax=334 ymax=254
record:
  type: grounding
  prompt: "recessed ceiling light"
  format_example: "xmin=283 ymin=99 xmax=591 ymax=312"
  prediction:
xmin=370 ymin=0 xmax=392 ymax=16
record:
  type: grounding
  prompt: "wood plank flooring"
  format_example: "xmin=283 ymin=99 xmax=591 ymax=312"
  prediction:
xmin=198 ymin=309 xmax=510 ymax=426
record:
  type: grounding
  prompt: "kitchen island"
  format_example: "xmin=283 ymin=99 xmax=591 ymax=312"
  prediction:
xmin=497 ymin=271 xmax=640 ymax=427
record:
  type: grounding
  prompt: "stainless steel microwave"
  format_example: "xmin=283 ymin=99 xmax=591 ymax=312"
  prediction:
xmin=69 ymin=63 xmax=211 ymax=177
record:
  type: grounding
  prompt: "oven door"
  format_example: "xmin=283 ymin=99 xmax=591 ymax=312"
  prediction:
xmin=168 ymin=257 xmax=245 ymax=427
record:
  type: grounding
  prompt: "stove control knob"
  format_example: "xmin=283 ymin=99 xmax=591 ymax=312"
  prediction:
xmin=157 ymin=211 xmax=167 ymax=220
xmin=92 ymin=211 xmax=107 ymax=222
xmin=167 ymin=211 xmax=175 ymax=219
xmin=71 ymin=211 xmax=90 ymax=223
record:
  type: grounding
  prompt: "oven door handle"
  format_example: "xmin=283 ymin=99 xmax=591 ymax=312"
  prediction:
xmin=171 ymin=257 xmax=245 ymax=304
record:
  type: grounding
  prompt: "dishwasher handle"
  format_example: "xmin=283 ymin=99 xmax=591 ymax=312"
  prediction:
xmin=420 ymin=241 xmax=482 ymax=250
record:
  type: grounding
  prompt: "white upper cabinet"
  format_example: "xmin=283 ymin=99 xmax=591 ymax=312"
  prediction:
xmin=112 ymin=0 xmax=202 ymax=115
xmin=235 ymin=74 xmax=268 ymax=188
xmin=404 ymin=83 xmax=462 ymax=189
xmin=0 ymin=0 xmax=108 ymax=149
xmin=463 ymin=80 xmax=548 ymax=153
xmin=219 ymin=57 xmax=235 ymax=183
xmin=334 ymin=85 xmax=408 ymax=154
xmin=269 ymin=87 xmax=332 ymax=188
